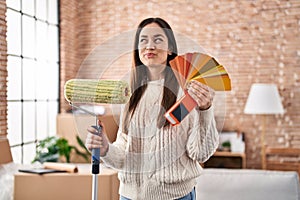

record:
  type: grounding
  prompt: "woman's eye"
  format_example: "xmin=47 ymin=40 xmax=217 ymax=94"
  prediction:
xmin=140 ymin=38 xmax=147 ymax=44
xmin=154 ymin=38 xmax=163 ymax=44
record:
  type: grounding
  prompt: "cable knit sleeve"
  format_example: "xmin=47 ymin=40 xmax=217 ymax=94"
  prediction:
xmin=185 ymin=106 xmax=219 ymax=163
xmin=101 ymin=107 xmax=127 ymax=169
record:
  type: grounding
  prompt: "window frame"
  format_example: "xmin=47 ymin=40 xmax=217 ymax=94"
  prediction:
xmin=6 ymin=0 xmax=60 ymax=164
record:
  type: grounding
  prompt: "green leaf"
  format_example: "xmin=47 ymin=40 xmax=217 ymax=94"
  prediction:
xmin=32 ymin=135 xmax=92 ymax=164
xmin=76 ymin=135 xmax=91 ymax=156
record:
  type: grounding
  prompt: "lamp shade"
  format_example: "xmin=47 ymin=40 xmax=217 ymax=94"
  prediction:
xmin=244 ymin=83 xmax=284 ymax=115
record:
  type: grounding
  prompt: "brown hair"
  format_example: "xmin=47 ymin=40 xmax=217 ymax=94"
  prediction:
xmin=122 ymin=17 xmax=179 ymax=133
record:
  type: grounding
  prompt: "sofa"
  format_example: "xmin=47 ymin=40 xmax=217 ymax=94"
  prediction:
xmin=196 ymin=168 xmax=300 ymax=200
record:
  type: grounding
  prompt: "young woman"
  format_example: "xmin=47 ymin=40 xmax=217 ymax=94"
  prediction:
xmin=85 ymin=17 xmax=219 ymax=200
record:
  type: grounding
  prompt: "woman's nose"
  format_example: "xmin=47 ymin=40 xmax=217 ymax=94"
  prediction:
xmin=146 ymin=40 xmax=156 ymax=50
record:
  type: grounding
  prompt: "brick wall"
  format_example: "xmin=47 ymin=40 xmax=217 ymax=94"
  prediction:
xmin=60 ymin=0 xmax=300 ymax=169
xmin=0 ymin=1 xmax=7 ymax=137
xmin=59 ymin=0 xmax=79 ymax=112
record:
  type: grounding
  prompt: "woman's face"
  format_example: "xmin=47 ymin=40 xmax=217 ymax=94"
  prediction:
xmin=138 ymin=23 xmax=170 ymax=70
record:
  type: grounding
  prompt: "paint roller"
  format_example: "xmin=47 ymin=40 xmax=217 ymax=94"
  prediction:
xmin=64 ymin=79 xmax=130 ymax=200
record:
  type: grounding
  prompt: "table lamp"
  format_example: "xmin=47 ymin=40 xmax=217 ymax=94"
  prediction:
xmin=244 ymin=83 xmax=284 ymax=169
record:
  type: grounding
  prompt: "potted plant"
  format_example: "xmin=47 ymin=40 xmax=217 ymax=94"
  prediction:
xmin=221 ymin=141 xmax=231 ymax=152
xmin=32 ymin=135 xmax=90 ymax=163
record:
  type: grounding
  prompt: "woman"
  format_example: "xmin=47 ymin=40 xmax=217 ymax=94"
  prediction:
xmin=86 ymin=17 xmax=219 ymax=200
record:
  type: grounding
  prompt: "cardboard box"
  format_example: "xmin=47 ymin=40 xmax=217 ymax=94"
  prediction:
xmin=56 ymin=113 xmax=119 ymax=162
xmin=57 ymin=113 xmax=119 ymax=143
xmin=0 ymin=138 xmax=13 ymax=164
xmin=14 ymin=164 xmax=120 ymax=200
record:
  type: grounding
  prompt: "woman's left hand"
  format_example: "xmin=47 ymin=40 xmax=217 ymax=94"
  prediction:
xmin=187 ymin=80 xmax=215 ymax=110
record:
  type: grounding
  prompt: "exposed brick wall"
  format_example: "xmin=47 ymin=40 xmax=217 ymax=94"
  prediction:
xmin=59 ymin=0 xmax=80 ymax=112
xmin=59 ymin=0 xmax=300 ymax=169
xmin=0 ymin=1 xmax=7 ymax=137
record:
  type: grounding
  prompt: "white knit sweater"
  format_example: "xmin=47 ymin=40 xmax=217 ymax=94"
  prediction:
xmin=101 ymin=79 xmax=219 ymax=200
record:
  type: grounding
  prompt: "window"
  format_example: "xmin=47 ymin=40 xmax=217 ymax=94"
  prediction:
xmin=6 ymin=0 xmax=59 ymax=164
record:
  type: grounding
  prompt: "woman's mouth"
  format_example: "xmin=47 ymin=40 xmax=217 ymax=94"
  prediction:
xmin=144 ymin=53 xmax=156 ymax=58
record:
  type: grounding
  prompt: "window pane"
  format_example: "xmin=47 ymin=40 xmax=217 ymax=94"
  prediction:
xmin=22 ymin=0 xmax=34 ymax=16
xmin=7 ymin=102 xmax=22 ymax=146
xmin=36 ymin=61 xmax=48 ymax=100
xmin=23 ymin=102 xmax=36 ymax=143
xmin=10 ymin=146 xmax=22 ymax=164
xmin=48 ymin=101 xmax=58 ymax=136
xmin=7 ymin=56 xmax=22 ymax=100
xmin=6 ymin=9 xmax=21 ymax=56
xmin=22 ymin=58 xmax=36 ymax=100
xmin=48 ymin=25 xmax=59 ymax=62
xmin=23 ymin=143 xmax=36 ymax=164
xmin=36 ymin=0 xmax=47 ymax=21
xmin=7 ymin=0 xmax=21 ymax=11
xmin=36 ymin=21 xmax=47 ymax=61
xmin=36 ymin=101 xmax=48 ymax=140
xmin=48 ymin=0 xmax=58 ymax=24
xmin=48 ymin=62 xmax=59 ymax=100
xmin=22 ymin=15 xmax=35 ymax=58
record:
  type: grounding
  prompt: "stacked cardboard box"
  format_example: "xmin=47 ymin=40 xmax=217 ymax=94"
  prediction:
xmin=0 ymin=138 xmax=13 ymax=164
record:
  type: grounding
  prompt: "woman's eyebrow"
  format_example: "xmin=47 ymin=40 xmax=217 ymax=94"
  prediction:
xmin=153 ymin=34 xmax=165 ymax=38
xmin=140 ymin=34 xmax=165 ymax=38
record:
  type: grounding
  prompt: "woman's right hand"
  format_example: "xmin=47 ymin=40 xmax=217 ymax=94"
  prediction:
xmin=85 ymin=120 xmax=109 ymax=157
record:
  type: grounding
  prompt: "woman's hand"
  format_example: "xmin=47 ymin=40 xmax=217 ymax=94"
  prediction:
xmin=187 ymin=80 xmax=215 ymax=110
xmin=85 ymin=120 xmax=109 ymax=157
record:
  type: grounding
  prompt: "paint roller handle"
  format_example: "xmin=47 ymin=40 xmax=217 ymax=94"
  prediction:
xmin=91 ymin=125 xmax=102 ymax=174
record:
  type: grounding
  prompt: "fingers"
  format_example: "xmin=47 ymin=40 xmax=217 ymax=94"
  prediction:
xmin=87 ymin=126 xmax=99 ymax=135
xmin=187 ymin=80 xmax=215 ymax=110
xmin=85 ymin=132 xmax=106 ymax=150
xmin=85 ymin=120 xmax=109 ymax=156
xmin=87 ymin=120 xmax=105 ymax=136
xmin=85 ymin=133 xmax=98 ymax=150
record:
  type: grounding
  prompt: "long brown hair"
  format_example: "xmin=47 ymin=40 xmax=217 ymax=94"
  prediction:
xmin=122 ymin=17 xmax=179 ymax=133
